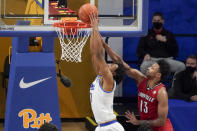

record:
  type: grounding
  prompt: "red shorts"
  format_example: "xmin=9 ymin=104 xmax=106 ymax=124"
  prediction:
xmin=152 ymin=118 xmax=173 ymax=131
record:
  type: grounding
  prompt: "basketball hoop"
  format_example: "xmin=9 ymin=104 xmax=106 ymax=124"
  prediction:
xmin=53 ymin=20 xmax=91 ymax=62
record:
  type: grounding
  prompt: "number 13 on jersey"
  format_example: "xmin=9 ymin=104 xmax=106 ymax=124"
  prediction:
xmin=140 ymin=100 xmax=148 ymax=113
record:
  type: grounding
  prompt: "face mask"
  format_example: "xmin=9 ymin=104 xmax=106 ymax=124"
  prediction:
xmin=153 ymin=22 xmax=163 ymax=29
xmin=185 ymin=66 xmax=196 ymax=73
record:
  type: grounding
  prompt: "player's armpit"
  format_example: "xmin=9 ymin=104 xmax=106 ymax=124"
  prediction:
xmin=100 ymin=63 xmax=114 ymax=92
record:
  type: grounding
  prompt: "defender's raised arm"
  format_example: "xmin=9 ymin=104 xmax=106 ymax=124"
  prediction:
xmin=103 ymin=42 xmax=146 ymax=85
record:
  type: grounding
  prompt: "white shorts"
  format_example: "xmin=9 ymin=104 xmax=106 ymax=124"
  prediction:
xmin=95 ymin=122 xmax=125 ymax=131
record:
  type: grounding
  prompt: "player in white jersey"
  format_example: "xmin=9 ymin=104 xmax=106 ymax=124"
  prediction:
xmin=89 ymin=13 xmax=126 ymax=131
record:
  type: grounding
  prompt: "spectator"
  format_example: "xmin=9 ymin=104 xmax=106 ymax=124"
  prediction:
xmin=168 ymin=55 xmax=197 ymax=101
xmin=137 ymin=12 xmax=185 ymax=75
xmin=39 ymin=123 xmax=59 ymax=131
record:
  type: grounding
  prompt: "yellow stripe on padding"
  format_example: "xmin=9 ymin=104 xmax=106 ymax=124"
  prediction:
xmin=86 ymin=116 xmax=97 ymax=126
xmin=113 ymin=110 xmax=119 ymax=116
xmin=37 ymin=0 xmax=42 ymax=4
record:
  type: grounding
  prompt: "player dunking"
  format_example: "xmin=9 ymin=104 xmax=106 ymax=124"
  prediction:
xmin=89 ymin=13 xmax=125 ymax=131
xmin=103 ymin=41 xmax=174 ymax=131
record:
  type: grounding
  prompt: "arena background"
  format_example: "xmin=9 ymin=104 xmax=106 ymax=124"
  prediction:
xmin=0 ymin=0 xmax=197 ymax=119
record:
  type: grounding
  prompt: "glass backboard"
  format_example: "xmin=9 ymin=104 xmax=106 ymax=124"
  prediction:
xmin=0 ymin=0 xmax=148 ymax=37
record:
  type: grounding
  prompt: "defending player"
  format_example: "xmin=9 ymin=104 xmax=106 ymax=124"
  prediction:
xmin=103 ymin=40 xmax=174 ymax=131
xmin=89 ymin=13 xmax=125 ymax=131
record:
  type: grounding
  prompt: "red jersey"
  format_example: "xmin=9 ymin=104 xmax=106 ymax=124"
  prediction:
xmin=138 ymin=78 xmax=173 ymax=131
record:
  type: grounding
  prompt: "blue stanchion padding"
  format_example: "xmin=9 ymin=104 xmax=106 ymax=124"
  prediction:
xmin=4 ymin=36 xmax=62 ymax=131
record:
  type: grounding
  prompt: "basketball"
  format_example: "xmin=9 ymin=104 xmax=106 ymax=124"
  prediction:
xmin=78 ymin=3 xmax=98 ymax=24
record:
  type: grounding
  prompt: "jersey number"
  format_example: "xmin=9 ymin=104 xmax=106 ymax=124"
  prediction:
xmin=140 ymin=100 xmax=148 ymax=113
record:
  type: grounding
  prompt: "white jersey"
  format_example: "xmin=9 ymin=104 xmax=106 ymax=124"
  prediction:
xmin=90 ymin=75 xmax=116 ymax=124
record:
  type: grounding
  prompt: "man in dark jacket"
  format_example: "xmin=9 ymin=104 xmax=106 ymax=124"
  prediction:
xmin=137 ymin=12 xmax=185 ymax=75
xmin=168 ymin=55 xmax=197 ymax=101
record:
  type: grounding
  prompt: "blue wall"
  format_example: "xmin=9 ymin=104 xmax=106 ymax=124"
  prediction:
xmin=123 ymin=0 xmax=197 ymax=96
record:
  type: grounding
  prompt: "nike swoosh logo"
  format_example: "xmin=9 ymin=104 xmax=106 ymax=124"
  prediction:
xmin=19 ymin=77 xmax=52 ymax=89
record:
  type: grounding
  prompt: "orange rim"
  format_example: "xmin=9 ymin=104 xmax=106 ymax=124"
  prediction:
xmin=53 ymin=21 xmax=90 ymax=35
xmin=53 ymin=21 xmax=90 ymax=29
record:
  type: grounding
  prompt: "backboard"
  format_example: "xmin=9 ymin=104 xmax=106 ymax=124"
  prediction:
xmin=0 ymin=0 xmax=148 ymax=37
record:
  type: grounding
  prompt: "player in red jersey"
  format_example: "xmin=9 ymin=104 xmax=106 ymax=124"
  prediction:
xmin=103 ymin=42 xmax=173 ymax=131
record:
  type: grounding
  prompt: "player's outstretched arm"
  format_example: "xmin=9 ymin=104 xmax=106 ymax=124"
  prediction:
xmin=89 ymin=12 xmax=104 ymax=74
xmin=89 ymin=13 xmax=114 ymax=91
xmin=103 ymin=42 xmax=146 ymax=85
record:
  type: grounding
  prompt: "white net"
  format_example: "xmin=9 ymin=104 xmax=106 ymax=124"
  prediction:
xmin=55 ymin=27 xmax=90 ymax=62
